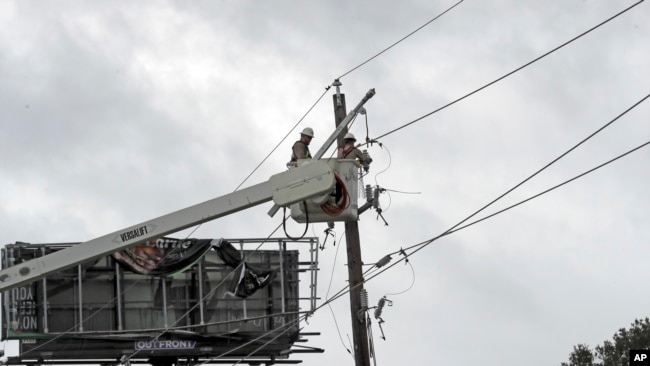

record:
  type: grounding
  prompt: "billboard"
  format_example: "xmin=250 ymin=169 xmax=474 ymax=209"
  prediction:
xmin=1 ymin=238 xmax=321 ymax=365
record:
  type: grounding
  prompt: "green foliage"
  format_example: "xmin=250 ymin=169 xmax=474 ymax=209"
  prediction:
xmin=561 ymin=318 xmax=650 ymax=366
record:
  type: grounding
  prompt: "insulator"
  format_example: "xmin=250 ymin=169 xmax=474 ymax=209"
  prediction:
xmin=374 ymin=297 xmax=386 ymax=319
xmin=360 ymin=289 xmax=369 ymax=310
xmin=375 ymin=255 xmax=392 ymax=268
xmin=365 ymin=184 xmax=373 ymax=203
xmin=361 ymin=150 xmax=371 ymax=172
xmin=362 ymin=149 xmax=370 ymax=160
xmin=372 ymin=186 xmax=380 ymax=209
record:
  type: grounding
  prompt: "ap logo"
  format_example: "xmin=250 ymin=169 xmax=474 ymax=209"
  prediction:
xmin=630 ymin=350 xmax=650 ymax=365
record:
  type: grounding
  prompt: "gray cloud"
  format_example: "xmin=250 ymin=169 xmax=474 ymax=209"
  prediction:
xmin=1 ymin=1 xmax=648 ymax=365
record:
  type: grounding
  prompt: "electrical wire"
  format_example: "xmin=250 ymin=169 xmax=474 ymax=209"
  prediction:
xmin=17 ymin=3 xmax=645 ymax=364
xmin=325 ymin=231 xmax=354 ymax=357
xmin=315 ymin=134 xmax=649 ymax=317
xmin=326 ymin=231 xmax=348 ymax=299
xmin=367 ymin=314 xmax=378 ymax=366
xmin=233 ymin=0 xmax=464 ymax=192
xmin=368 ymin=0 xmax=644 ymax=143
xmin=321 ymin=173 xmax=350 ymax=216
xmin=328 ymin=303 xmax=354 ymax=357
xmin=363 ymin=138 xmax=650 ymax=293
xmin=233 ymin=87 xmax=330 ymax=191
xmin=222 ymin=7 xmax=646 ymax=345
xmin=384 ymin=260 xmax=416 ymax=297
xmin=120 ymin=5 xmax=468 ymax=355
xmin=336 ymin=0 xmax=465 ymax=80
xmin=401 ymin=92 xmax=649 ymax=256
xmin=383 ymin=188 xmax=422 ymax=195
xmin=205 ymin=6 xmax=645 ymax=359
xmin=135 ymin=82 xmax=329 ymax=366
xmin=283 ymin=203 xmax=310 ymax=240
xmin=373 ymin=142 xmax=392 ymax=187
xmin=321 ymin=99 xmax=650 ymax=319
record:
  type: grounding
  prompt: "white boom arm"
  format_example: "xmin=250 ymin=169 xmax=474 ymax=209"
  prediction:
xmin=0 ymin=160 xmax=335 ymax=292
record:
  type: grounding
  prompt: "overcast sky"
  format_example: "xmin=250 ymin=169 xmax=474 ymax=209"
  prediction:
xmin=1 ymin=0 xmax=649 ymax=365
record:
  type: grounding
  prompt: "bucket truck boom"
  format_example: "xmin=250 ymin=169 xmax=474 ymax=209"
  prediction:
xmin=0 ymin=160 xmax=334 ymax=292
xmin=0 ymin=88 xmax=375 ymax=293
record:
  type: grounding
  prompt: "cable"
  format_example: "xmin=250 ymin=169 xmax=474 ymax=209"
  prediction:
xmin=365 ymin=138 xmax=650 ymax=292
xmin=321 ymin=173 xmax=350 ymax=216
xmin=337 ymin=0 xmax=465 ymax=80
xmin=217 ymin=10 xmax=646 ymax=356
xmin=364 ymin=109 xmax=370 ymax=144
xmin=231 ymin=0 xmax=464 ymax=190
xmin=383 ymin=188 xmax=422 ymax=195
xmin=325 ymin=231 xmax=354 ymax=357
xmin=231 ymin=0 xmax=465 ymax=215
xmin=452 ymin=140 xmax=650 ymax=235
xmin=283 ymin=203 xmax=310 ymax=240
xmin=367 ymin=314 xmax=378 ymax=366
xmin=229 ymin=0 xmax=464 ymax=192
xmin=384 ymin=260 xmax=416 ymax=297
xmin=29 ymin=4 xmax=643 ymax=363
xmin=317 ymin=135 xmax=650 ymax=318
xmin=387 ymin=92 xmax=650 ymax=258
xmin=233 ymin=87 xmax=330 ymax=191
xmin=326 ymin=231 xmax=348 ymax=299
xmin=322 ymin=230 xmax=350 ymax=356
xmin=324 ymin=230 xmax=353 ymax=358
xmin=373 ymin=142 xmax=392 ymax=187
xmin=328 ymin=303 xmax=353 ymax=357
xmin=369 ymin=1 xmax=644 ymax=143
xmin=322 ymin=100 xmax=650 ymax=319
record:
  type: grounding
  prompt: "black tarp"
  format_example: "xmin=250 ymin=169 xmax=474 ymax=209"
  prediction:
xmin=214 ymin=239 xmax=277 ymax=298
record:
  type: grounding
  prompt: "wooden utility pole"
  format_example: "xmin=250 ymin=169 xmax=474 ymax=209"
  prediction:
xmin=332 ymin=80 xmax=371 ymax=366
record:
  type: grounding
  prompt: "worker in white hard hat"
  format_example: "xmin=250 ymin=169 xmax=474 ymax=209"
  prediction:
xmin=287 ymin=127 xmax=314 ymax=168
xmin=338 ymin=132 xmax=372 ymax=170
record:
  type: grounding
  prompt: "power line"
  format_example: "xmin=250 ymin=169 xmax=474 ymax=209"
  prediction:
xmin=451 ymin=140 xmax=650 ymax=236
xmin=325 ymin=231 xmax=354 ymax=356
xmin=319 ymin=92 xmax=650 ymax=316
xmin=401 ymin=92 xmax=650 ymax=255
xmin=363 ymin=91 xmax=649 ymax=263
xmin=190 ymin=2 xmax=645 ymax=361
xmin=233 ymin=87 xmax=331 ymax=191
xmin=370 ymin=0 xmax=644 ymax=143
xmin=97 ymin=2 xmax=645 ymax=363
xmin=337 ymin=0 xmax=465 ymax=80
xmin=363 ymin=138 xmax=650 ymax=288
xmin=233 ymin=0 xmax=465 ymax=192
xmin=320 ymin=137 xmax=650 ymax=318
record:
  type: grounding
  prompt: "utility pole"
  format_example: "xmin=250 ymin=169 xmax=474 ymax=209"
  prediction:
xmin=332 ymin=80 xmax=371 ymax=366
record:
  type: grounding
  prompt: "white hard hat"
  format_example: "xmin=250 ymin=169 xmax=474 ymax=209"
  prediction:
xmin=343 ymin=132 xmax=356 ymax=141
xmin=301 ymin=127 xmax=314 ymax=138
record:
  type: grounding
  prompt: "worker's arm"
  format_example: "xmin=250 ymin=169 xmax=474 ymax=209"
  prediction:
xmin=292 ymin=141 xmax=308 ymax=160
